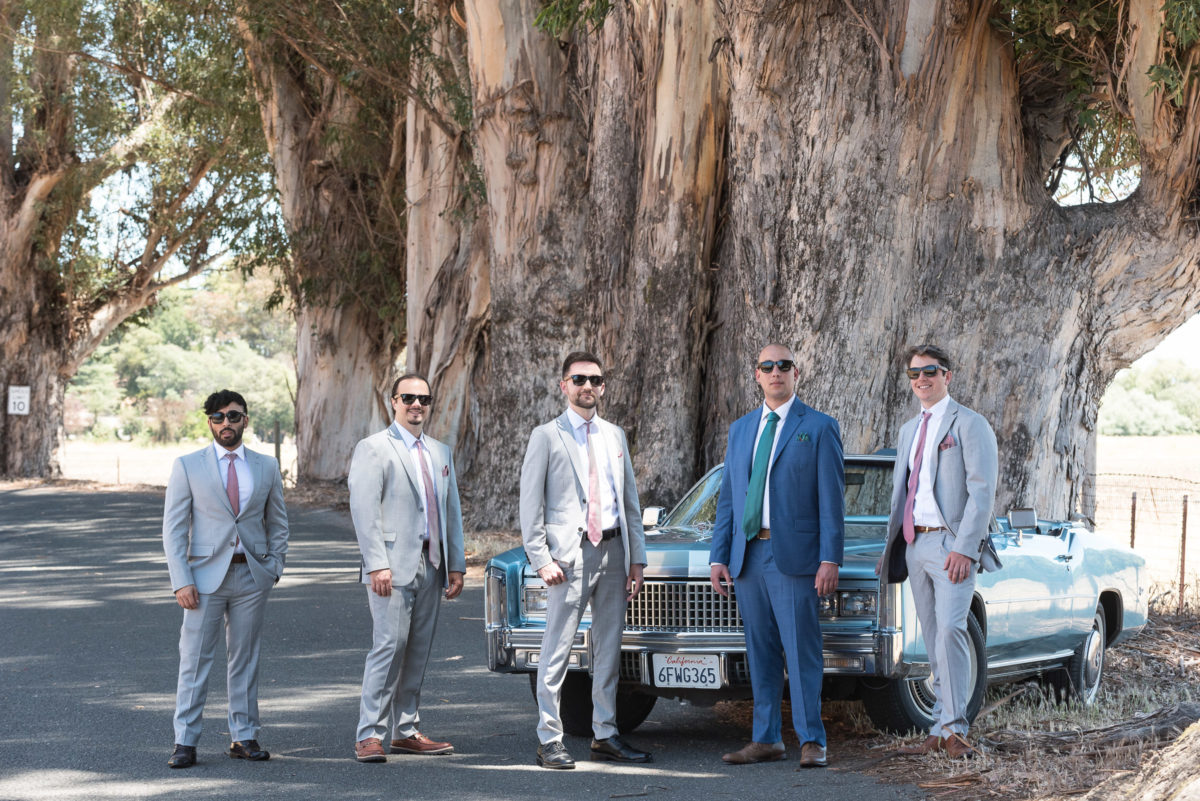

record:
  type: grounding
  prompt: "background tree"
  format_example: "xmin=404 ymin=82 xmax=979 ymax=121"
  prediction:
xmin=0 ymin=0 xmax=276 ymax=477
xmin=422 ymin=0 xmax=1200 ymax=526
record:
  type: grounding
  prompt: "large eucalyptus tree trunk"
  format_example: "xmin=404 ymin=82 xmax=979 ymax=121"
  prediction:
xmin=237 ymin=13 xmax=404 ymax=482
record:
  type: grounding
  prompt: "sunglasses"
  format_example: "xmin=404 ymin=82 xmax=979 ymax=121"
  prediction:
xmin=567 ymin=374 xmax=604 ymax=387
xmin=208 ymin=411 xmax=246 ymax=424
xmin=905 ymin=365 xmax=949 ymax=380
xmin=755 ymin=360 xmax=795 ymax=373
xmin=396 ymin=393 xmax=433 ymax=406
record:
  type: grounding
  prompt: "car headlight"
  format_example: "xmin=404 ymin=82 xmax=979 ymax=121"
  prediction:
xmin=523 ymin=586 xmax=549 ymax=619
xmin=485 ymin=566 xmax=507 ymax=627
xmin=818 ymin=594 xmax=837 ymax=617
xmin=837 ymin=590 xmax=877 ymax=616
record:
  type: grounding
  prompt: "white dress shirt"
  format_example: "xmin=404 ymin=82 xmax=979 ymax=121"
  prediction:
xmin=565 ymin=408 xmax=620 ymax=532
xmin=908 ymin=394 xmax=951 ymax=527
xmin=213 ymin=441 xmax=252 ymax=554
xmin=392 ymin=422 xmax=437 ymax=542
xmin=749 ymin=395 xmax=795 ymax=529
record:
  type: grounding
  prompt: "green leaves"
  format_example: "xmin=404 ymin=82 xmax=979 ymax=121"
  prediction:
xmin=533 ymin=0 xmax=612 ymax=36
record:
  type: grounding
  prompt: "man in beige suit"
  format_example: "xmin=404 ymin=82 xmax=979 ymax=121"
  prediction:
xmin=350 ymin=373 xmax=465 ymax=763
xmin=520 ymin=351 xmax=649 ymax=769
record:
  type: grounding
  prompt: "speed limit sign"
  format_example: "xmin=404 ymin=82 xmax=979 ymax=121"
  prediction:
xmin=7 ymin=386 xmax=30 ymax=415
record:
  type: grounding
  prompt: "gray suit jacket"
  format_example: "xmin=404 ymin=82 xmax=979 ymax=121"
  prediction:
xmin=348 ymin=424 xmax=466 ymax=588
xmin=520 ymin=412 xmax=647 ymax=574
xmin=163 ymin=446 xmax=289 ymax=594
xmin=880 ymin=398 xmax=1000 ymax=583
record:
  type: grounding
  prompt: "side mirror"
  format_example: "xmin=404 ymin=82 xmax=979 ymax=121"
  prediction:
xmin=1008 ymin=507 xmax=1037 ymax=530
xmin=642 ymin=506 xmax=664 ymax=528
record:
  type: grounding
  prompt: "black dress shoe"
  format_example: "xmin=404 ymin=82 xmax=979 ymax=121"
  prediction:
xmin=536 ymin=740 xmax=576 ymax=769
xmin=590 ymin=735 xmax=652 ymax=763
xmin=229 ymin=740 xmax=271 ymax=761
xmin=168 ymin=744 xmax=196 ymax=769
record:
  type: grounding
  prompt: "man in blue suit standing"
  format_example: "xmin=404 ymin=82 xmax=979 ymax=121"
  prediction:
xmin=710 ymin=343 xmax=844 ymax=767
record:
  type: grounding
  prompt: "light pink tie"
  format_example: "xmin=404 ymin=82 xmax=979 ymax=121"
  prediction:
xmin=902 ymin=411 xmax=931 ymax=544
xmin=225 ymin=453 xmax=240 ymax=516
xmin=416 ymin=441 xmax=441 ymax=570
xmin=585 ymin=421 xmax=602 ymax=546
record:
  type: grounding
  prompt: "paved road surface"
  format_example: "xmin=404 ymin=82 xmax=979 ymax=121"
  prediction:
xmin=0 ymin=485 xmax=920 ymax=801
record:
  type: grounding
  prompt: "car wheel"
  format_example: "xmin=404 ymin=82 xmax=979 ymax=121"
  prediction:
xmin=1049 ymin=604 xmax=1106 ymax=704
xmin=859 ymin=612 xmax=987 ymax=735
xmin=527 ymin=672 xmax=657 ymax=737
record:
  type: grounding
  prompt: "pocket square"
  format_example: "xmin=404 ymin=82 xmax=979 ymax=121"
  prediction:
xmin=442 ymin=465 xmax=450 ymax=477
xmin=617 ymin=451 xmax=624 ymax=458
xmin=796 ymin=432 xmax=811 ymax=442
xmin=938 ymin=432 xmax=956 ymax=451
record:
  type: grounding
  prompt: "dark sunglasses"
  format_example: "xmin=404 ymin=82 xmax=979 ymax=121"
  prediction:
xmin=208 ymin=411 xmax=246 ymax=424
xmin=396 ymin=393 xmax=433 ymax=406
xmin=567 ymin=374 xmax=604 ymax=387
xmin=755 ymin=360 xmax=795 ymax=373
xmin=905 ymin=365 xmax=949 ymax=380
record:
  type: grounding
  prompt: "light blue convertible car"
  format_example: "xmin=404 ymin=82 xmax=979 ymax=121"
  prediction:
xmin=485 ymin=453 xmax=1148 ymax=734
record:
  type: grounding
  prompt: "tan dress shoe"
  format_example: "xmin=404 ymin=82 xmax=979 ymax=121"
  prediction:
xmin=722 ymin=741 xmax=785 ymax=764
xmin=355 ymin=737 xmax=387 ymax=762
xmin=897 ymin=734 xmax=943 ymax=755
xmin=390 ymin=732 xmax=454 ymax=754
xmin=799 ymin=742 xmax=828 ymax=767
xmin=942 ymin=733 xmax=976 ymax=759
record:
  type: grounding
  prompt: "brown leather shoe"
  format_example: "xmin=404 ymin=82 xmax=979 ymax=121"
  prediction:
xmin=722 ymin=741 xmax=785 ymax=764
xmin=390 ymin=732 xmax=453 ymax=755
xmin=897 ymin=734 xmax=943 ymax=755
xmin=355 ymin=738 xmax=387 ymax=763
xmin=942 ymin=732 xmax=976 ymax=759
xmin=799 ymin=742 xmax=828 ymax=768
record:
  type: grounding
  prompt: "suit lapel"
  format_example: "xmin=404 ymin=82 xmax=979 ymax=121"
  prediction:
xmin=385 ymin=424 xmax=422 ymax=495
xmin=555 ymin=413 xmax=588 ymax=492
xmin=770 ymin=400 xmax=805 ymax=467
xmin=927 ymin=400 xmax=959 ymax=477
xmin=204 ymin=446 xmax=236 ymax=517
xmin=598 ymin=419 xmax=622 ymax=500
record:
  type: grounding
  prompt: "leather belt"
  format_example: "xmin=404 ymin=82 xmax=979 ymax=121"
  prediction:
xmin=584 ymin=527 xmax=621 ymax=542
xmin=756 ymin=528 xmax=771 ymax=540
xmin=913 ymin=525 xmax=947 ymax=534
xmin=230 ymin=553 xmax=248 ymax=563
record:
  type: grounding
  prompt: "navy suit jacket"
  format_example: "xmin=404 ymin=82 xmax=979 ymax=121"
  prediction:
xmin=710 ymin=399 xmax=845 ymax=578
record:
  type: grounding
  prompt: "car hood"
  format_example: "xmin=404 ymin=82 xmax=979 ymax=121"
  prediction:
xmin=643 ymin=518 xmax=889 ymax=580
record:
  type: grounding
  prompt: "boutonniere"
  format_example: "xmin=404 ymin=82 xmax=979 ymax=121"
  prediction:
xmin=938 ymin=432 xmax=956 ymax=451
xmin=617 ymin=451 xmax=624 ymax=459
xmin=442 ymin=465 xmax=450 ymax=477
xmin=796 ymin=432 xmax=811 ymax=442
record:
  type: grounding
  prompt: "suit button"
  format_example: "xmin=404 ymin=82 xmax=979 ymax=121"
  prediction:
xmin=230 ymin=541 xmax=236 ymax=547
xmin=577 ymin=527 xmax=584 ymax=533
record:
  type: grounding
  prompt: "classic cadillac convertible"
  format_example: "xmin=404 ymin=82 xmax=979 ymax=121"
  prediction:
xmin=484 ymin=453 xmax=1147 ymax=734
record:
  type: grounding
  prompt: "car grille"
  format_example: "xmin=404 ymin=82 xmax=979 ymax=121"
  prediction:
xmin=625 ymin=580 xmax=742 ymax=632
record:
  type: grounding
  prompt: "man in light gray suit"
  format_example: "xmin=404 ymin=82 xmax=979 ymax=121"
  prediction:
xmin=163 ymin=389 xmax=289 ymax=769
xmin=877 ymin=344 xmax=999 ymax=759
xmin=350 ymin=373 xmax=465 ymax=763
xmin=521 ymin=351 xmax=650 ymax=769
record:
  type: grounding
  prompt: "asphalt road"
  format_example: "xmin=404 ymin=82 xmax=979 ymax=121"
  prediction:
xmin=0 ymin=485 xmax=921 ymax=801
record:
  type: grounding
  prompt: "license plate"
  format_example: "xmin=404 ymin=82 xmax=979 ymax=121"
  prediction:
xmin=651 ymin=654 xmax=720 ymax=688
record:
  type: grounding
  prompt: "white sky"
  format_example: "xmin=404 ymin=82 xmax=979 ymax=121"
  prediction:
xmin=1133 ymin=313 xmax=1200 ymax=370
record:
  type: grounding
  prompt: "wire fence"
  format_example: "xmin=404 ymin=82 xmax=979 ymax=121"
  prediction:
xmin=1086 ymin=473 xmax=1199 ymax=613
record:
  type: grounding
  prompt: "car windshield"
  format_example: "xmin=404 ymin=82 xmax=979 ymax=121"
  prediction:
xmin=661 ymin=457 xmax=895 ymax=531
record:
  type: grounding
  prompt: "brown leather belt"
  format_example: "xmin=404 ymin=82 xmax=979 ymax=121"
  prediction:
xmin=231 ymin=553 xmax=248 ymax=563
xmin=913 ymin=525 xmax=947 ymax=534
xmin=756 ymin=528 xmax=771 ymax=540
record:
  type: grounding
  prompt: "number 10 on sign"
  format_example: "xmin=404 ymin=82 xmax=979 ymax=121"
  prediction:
xmin=7 ymin=386 xmax=30 ymax=415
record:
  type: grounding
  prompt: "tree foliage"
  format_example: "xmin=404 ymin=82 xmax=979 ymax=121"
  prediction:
xmin=1100 ymin=359 xmax=1200 ymax=435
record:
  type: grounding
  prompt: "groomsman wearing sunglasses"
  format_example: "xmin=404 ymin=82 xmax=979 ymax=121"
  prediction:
xmin=521 ymin=351 xmax=650 ymax=769
xmin=710 ymin=344 xmax=845 ymax=767
xmin=350 ymin=374 xmax=465 ymax=762
xmin=163 ymin=390 xmax=290 ymax=768
xmin=877 ymin=344 xmax=999 ymax=759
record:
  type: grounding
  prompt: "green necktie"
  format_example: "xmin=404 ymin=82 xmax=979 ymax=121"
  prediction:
xmin=742 ymin=411 xmax=779 ymax=540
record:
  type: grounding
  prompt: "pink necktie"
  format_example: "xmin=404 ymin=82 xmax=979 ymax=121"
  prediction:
xmin=585 ymin=421 xmax=602 ymax=546
xmin=416 ymin=441 xmax=441 ymax=570
xmin=902 ymin=411 xmax=931 ymax=545
xmin=225 ymin=453 xmax=240 ymax=516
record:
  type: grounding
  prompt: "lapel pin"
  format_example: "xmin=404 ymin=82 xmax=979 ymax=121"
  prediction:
xmin=442 ymin=465 xmax=449 ymax=477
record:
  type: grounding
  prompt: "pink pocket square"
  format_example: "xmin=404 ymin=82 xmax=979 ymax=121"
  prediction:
xmin=442 ymin=465 xmax=450 ymax=477
xmin=617 ymin=451 xmax=624 ymax=458
xmin=938 ymin=433 xmax=956 ymax=451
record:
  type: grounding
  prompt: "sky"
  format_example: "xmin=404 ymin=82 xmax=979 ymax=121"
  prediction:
xmin=1133 ymin=313 xmax=1200 ymax=370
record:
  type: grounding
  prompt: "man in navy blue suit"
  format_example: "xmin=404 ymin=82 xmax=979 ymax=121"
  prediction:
xmin=709 ymin=343 xmax=845 ymax=767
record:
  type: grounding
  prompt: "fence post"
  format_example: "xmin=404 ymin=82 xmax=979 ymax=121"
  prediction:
xmin=1130 ymin=491 xmax=1137 ymax=549
xmin=1180 ymin=495 xmax=1189 ymax=616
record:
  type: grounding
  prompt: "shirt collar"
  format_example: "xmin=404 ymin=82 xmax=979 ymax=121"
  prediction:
xmin=760 ymin=394 xmax=796 ymax=423
xmin=566 ymin=407 xmax=603 ymax=432
xmin=212 ymin=441 xmax=247 ymax=462
xmin=921 ymin=394 xmax=952 ymax=419
xmin=391 ymin=420 xmax=424 ymax=449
